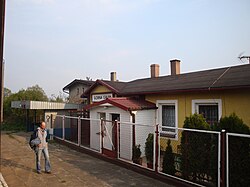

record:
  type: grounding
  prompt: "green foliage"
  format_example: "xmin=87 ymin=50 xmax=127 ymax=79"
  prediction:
xmin=3 ymin=85 xmax=48 ymax=129
xmin=132 ymin=144 xmax=141 ymax=162
xmin=145 ymin=133 xmax=154 ymax=163
xmin=212 ymin=113 xmax=250 ymax=134
xmin=4 ymin=87 xmax=11 ymax=97
xmin=162 ymin=139 xmax=175 ymax=175
xmin=0 ymin=121 xmax=26 ymax=131
xmin=214 ymin=113 xmax=250 ymax=187
xmin=180 ymin=113 xmax=216 ymax=185
xmin=183 ymin=113 xmax=210 ymax=130
xmin=25 ymin=85 xmax=48 ymax=101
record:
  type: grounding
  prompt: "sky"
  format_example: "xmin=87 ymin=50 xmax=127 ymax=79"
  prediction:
xmin=4 ymin=0 xmax=250 ymax=97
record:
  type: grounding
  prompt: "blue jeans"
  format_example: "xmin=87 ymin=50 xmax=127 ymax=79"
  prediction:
xmin=36 ymin=147 xmax=51 ymax=172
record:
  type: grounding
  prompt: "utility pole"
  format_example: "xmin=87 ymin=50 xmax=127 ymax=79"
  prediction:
xmin=0 ymin=0 xmax=5 ymax=123
xmin=0 ymin=0 xmax=6 ymax=174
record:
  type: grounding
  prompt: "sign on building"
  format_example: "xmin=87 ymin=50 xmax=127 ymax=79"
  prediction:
xmin=92 ymin=93 xmax=112 ymax=102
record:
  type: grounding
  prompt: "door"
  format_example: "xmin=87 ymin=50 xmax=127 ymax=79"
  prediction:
xmin=102 ymin=114 xmax=120 ymax=158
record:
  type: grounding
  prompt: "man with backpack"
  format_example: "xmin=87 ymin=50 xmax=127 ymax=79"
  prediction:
xmin=32 ymin=121 xmax=51 ymax=174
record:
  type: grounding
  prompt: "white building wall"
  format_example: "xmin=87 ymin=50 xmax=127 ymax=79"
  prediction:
xmin=89 ymin=106 xmax=132 ymax=158
xmin=134 ymin=109 xmax=156 ymax=157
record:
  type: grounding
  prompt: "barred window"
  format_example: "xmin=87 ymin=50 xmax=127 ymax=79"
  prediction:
xmin=198 ymin=105 xmax=218 ymax=125
xmin=192 ymin=99 xmax=222 ymax=126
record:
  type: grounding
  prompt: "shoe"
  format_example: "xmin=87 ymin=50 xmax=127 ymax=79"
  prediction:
xmin=37 ymin=171 xmax=42 ymax=174
xmin=45 ymin=171 xmax=51 ymax=174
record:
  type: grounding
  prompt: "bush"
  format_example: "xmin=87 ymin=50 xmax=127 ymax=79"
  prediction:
xmin=162 ymin=139 xmax=175 ymax=175
xmin=0 ymin=121 xmax=26 ymax=131
xmin=132 ymin=144 xmax=142 ymax=165
xmin=180 ymin=113 xmax=216 ymax=185
xmin=213 ymin=113 xmax=250 ymax=187
xmin=145 ymin=133 xmax=154 ymax=164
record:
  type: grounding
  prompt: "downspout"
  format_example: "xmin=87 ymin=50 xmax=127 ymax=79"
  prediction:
xmin=129 ymin=110 xmax=136 ymax=148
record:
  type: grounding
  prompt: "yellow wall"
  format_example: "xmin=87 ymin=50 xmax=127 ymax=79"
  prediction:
xmin=146 ymin=89 xmax=250 ymax=127
xmin=90 ymin=85 xmax=113 ymax=104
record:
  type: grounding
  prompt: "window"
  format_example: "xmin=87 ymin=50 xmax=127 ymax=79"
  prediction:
xmin=157 ymin=100 xmax=178 ymax=138
xmin=98 ymin=112 xmax=106 ymax=120
xmin=162 ymin=105 xmax=175 ymax=131
xmin=192 ymin=99 xmax=222 ymax=125
xmin=82 ymin=87 xmax=85 ymax=94
xmin=76 ymin=88 xmax=80 ymax=95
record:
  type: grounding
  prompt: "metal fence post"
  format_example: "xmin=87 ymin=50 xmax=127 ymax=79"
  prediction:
xmin=62 ymin=115 xmax=65 ymax=140
xmin=154 ymin=124 xmax=159 ymax=173
xmin=100 ymin=119 xmax=104 ymax=154
xmin=226 ymin=132 xmax=229 ymax=187
xmin=221 ymin=129 xmax=226 ymax=187
xmin=117 ymin=121 xmax=120 ymax=159
xmin=78 ymin=116 xmax=81 ymax=146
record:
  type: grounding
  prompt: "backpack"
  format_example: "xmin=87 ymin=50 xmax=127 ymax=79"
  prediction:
xmin=29 ymin=129 xmax=40 ymax=150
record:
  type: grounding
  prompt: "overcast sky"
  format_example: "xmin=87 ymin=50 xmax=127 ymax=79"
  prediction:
xmin=4 ymin=0 xmax=250 ymax=97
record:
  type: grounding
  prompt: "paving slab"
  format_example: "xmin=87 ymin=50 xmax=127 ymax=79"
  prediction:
xmin=1 ymin=131 xmax=175 ymax=187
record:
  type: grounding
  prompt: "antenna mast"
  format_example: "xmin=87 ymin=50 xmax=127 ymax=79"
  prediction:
xmin=239 ymin=56 xmax=250 ymax=64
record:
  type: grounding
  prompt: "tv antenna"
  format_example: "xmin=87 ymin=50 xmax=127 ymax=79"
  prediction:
xmin=238 ymin=52 xmax=250 ymax=63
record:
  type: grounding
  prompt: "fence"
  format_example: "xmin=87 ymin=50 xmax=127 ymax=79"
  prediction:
xmin=117 ymin=121 xmax=155 ymax=171
xmin=226 ymin=133 xmax=250 ymax=187
xmin=158 ymin=127 xmax=220 ymax=187
xmin=52 ymin=115 xmax=249 ymax=187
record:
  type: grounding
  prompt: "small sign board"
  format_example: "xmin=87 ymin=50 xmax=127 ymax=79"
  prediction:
xmin=92 ymin=93 xmax=112 ymax=102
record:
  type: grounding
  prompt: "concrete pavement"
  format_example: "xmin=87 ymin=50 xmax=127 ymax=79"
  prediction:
xmin=1 ymin=131 xmax=175 ymax=187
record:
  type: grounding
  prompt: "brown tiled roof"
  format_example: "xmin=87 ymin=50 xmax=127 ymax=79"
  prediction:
xmin=84 ymin=97 xmax=157 ymax=111
xmin=121 ymin=64 xmax=250 ymax=95
xmin=82 ymin=64 xmax=250 ymax=97
xmin=63 ymin=79 xmax=94 ymax=91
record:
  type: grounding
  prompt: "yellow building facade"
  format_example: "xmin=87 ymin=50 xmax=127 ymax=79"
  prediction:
xmin=146 ymin=88 xmax=250 ymax=127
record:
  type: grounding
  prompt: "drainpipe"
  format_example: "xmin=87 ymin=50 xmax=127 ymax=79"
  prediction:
xmin=129 ymin=111 xmax=136 ymax=148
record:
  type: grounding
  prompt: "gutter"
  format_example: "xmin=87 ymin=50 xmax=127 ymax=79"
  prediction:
xmin=63 ymin=89 xmax=69 ymax=94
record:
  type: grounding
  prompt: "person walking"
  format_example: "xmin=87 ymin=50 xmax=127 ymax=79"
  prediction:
xmin=35 ymin=121 xmax=51 ymax=174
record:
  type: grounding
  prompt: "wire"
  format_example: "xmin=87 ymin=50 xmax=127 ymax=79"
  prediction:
xmin=208 ymin=67 xmax=231 ymax=90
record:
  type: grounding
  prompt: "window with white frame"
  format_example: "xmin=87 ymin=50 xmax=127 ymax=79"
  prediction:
xmin=157 ymin=100 xmax=178 ymax=138
xmin=192 ymin=99 xmax=222 ymax=125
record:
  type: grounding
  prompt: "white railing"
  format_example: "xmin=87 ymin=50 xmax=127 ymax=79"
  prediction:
xmin=52 ymin=114 xmax=249 ymax=187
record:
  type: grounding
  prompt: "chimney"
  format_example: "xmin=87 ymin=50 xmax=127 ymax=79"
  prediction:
xmin=170 ymin=59 xmax=180 ymax=75
xmin=110 ymin=72 xmax=117 ymax=81
xmin=150 ymin=64 xmax=160 ymax=78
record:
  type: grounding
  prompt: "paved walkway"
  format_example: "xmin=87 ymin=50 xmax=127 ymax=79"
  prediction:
xmin=1 ymin=131 xmax=174 ymax=187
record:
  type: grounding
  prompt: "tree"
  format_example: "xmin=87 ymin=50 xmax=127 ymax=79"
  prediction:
xmin=180 ymin=113 xmax=216 ymax=185
xmin=49 ymin=92 xmax=67 ymax=103
xmin=162 ymin=139 xmax=175 ymax=175
xmin=2 ymin=85 xmax=48 ymax=130
xmin=25 ymin=85 xmax=48 ymax=101
xmin=4 ymin=87 xmax=11 ymax=97
xmin=145 ymin=133 xmax=154 ymax=168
